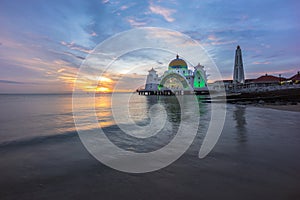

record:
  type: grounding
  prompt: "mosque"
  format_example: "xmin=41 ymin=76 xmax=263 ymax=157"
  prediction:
xmin=138 ymin=55 xmax=208 ymax=95
xmin=138 ymin=46 xmax=300 ymax=95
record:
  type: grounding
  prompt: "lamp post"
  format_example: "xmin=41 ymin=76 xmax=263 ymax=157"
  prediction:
xmin=279 ymin=74 xmax=281 ymax=86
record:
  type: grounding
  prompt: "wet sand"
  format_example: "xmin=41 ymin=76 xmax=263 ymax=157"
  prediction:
xmin=260 ymin=104 xmax=300 ymax=112
xmin=225 ymin=88 xmax=300 ymax=113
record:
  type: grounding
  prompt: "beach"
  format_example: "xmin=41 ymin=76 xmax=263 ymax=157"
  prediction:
xmin=224 ymin=88 xmax=300 ymax=113
xmin=1 ymin=115 xmax=300 ymax=200
xmin=1 ymin=0 xmax=299 ymax=199
xmin=0 ymin=94 xmax=300 ymax=200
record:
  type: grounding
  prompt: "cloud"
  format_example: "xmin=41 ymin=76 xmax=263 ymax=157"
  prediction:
xmin=120 ymin=5 xmax=129 ymax=11
xmin=246 ymin=68 xmax=299 ymax=78
xmin=0 ymin=80 xmax=33 ymax=85
xmin=95 ymin=72 xmax=146 ymax=92
xmin=149 ymin=2 xmax=176 ymax=22
xmin=206 ymin=34 xmax=237 ymax=46
xmin=60 ymin=41 xmax=92 ymax=54
xmin=253 ymin=61 xmax=271 ymax=65
xmin=0 ymin=80 xmax=23 ymax=84
xmin=208 ymin=35 xmax=218 ymax=41
xmin=211 ymin=40 xmax=237 ymax=45
xmin=90 ymin=32 xmax=97 ymax=37
xmin=0 ymin=0 xmax=299 ymax=93
xmin=127 ymin=18 xmax=147 ymax=27
xmin=102 ymin=0 xmax=110 ymax=4
xmin=57 ymin=68 xmax=65 ymax=73
xmin=48 ymin=49 xmax=86 ymax=63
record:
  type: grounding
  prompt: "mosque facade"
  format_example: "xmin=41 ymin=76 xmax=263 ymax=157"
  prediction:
xmin=139 ymin=55 xmax=208 ymax=95
xmin=139 ymin=46 xmax=300 ymax=95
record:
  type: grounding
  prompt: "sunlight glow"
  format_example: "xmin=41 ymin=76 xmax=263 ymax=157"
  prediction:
xmin=96 ymin=87 xmax=111 ymax=93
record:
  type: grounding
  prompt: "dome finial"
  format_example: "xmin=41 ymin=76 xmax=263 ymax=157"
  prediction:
xmin=176 ymin=54 xmax=179 ymax=59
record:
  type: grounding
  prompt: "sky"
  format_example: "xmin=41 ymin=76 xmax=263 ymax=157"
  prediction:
xmin=0 ymin=0 xmax=299 ymax=93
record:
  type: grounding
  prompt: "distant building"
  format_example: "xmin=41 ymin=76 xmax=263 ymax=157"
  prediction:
xmin=288 ymin=71 xmax=300 ymax=84
xmin=139 ymin=55 xmax=208 ymax=95
xmin=210 ymin=45 xmax=300 ymax=93
xmin=251 ymin=74 xmax=287 ymax=85
xmin=233 ymin=45 xmax=245 ymax=84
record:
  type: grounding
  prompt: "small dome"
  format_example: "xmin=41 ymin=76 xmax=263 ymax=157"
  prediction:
xmin=168 ymin=55 xmax=188 ymax=70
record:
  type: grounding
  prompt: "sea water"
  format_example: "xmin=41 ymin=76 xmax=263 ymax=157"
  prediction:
xmin=0 ymin=93 xmax=300 ymax=199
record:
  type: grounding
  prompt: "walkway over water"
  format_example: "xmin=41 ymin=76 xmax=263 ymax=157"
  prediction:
xmin=137 ymin=90 xmax=209 ymax=96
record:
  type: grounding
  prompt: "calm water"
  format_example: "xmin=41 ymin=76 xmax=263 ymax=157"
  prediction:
xmin=0 ymin=93 xmax=210 ymax=145
xmin=0 ymin=93 xmax=300 ymax=199
xmin=0 ymin=93 xmax=300 ymax=155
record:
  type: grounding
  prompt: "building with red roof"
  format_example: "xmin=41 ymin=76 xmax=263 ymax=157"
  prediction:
xmin=288 ymin=71 xmax=300 ymax=83
xmin=252 ymin=74 xmax=287 ymax=84
xmin=209 ymin=46 xmax=300 ymax=92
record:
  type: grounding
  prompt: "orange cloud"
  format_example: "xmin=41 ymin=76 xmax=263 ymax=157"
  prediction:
xmin=60 ymin=41 xmax=92 ymax=54
xmin=57 ymin=68 xmax=65 ymax=73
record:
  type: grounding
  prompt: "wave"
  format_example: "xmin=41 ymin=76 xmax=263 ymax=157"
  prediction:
xmin=0 ymin=122 xmax=180 ymax=153
xmin=0 ymin=130 xmax=78 ymax=149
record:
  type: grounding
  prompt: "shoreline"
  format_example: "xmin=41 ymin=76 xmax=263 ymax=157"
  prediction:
xmin=220 ymin=88 xmax=300 ymax=112
xmin=254 ymin=103 xmax=300 ymax=112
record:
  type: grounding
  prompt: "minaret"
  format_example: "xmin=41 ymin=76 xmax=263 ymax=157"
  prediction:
xmin=145 ymin=68 xmax=158 ymax=90
xmin=233 ymin=45 xmax=245 ymax=84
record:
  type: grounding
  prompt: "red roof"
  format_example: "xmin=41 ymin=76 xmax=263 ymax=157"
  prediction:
xmin=289 ymin=72 xmax=300 ymax=81
xmin=252 ymin=74 xmax=287 ymax=83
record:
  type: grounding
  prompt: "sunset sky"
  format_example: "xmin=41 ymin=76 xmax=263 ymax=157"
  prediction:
xmin=0 ymin=0 xmax=299 ymax=93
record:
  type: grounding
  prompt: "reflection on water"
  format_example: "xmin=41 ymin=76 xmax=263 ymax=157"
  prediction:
xmin=97 ymin=94 xmax=197 ymax=153
xmin=233 ymin=106 xmax=247 ymax=143
xmin=101 ymin=94 xmax=173 ymax=152
xmin=0 ymin=93 xmax=211 ymax=145
xmin=95 ymin=94 xmax=114 ymax=128
xmin=1 ymin=93 xmax=300 ymax=155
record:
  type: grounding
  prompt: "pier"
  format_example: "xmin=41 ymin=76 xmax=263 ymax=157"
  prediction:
xmin=137 ymin=90 xmax=209 ymax=96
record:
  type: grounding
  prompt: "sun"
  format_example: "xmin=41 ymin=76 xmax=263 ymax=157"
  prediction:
xmin=96 ymin=87 xmax=111 ymax=93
